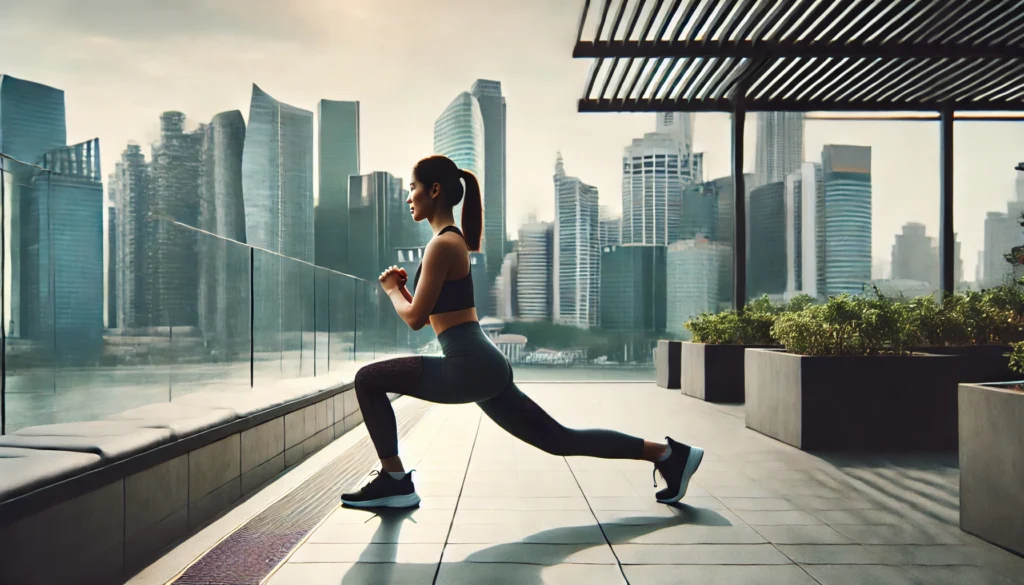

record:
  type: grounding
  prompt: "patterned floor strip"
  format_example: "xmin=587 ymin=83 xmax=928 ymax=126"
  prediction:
xmin=171 ymin=400 xmax=433 ymax=585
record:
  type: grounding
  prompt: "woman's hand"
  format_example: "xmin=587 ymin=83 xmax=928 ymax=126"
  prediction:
xmin=379 ymin=265 xmax=408 ymax=294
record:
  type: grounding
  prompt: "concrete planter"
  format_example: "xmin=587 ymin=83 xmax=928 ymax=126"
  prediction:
xmin=959 ymin=382 xmax=1024 ymax=555
xmin=915 ymin=345 xmax=1013 ymax=384
xmin=745 ymin=349 xmax=959 ymax=451
xmin=681 ymin=343 xmax=771 ymax=403
xmin=655 ymin=340 xmax=682 ymax=389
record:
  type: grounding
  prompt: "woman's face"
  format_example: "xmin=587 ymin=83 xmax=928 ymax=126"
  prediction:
xmin=408 ymin=173 xmax=440 ymax=222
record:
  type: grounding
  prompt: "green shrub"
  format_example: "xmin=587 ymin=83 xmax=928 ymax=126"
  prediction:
xmin=684 ymin=295 xmax=810 ymax=346
xmin=1008 ymin=341 xmax=1024 ymax=375
xmin=771 ymin=294 xmax=917 ymax=356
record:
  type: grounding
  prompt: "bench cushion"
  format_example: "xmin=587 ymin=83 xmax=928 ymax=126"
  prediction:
xmin=0 ymin=447 xmax=103 ymax=503
xmin=0 ymin=422 xmax=174 ymax=462
xmin=106 ymin=403 xmax=237 ymax=440
xmin=173 ymin=389 xmax=293 ymax=417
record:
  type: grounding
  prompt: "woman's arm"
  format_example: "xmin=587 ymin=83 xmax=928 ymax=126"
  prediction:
xmin=380 ymin=238 xmax=455 ymax=330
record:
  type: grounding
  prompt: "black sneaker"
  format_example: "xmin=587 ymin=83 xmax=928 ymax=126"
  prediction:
xmin=653 ymin=437 xmax=704 ymax=504
xmin=341 ymin=470 xmax=421 ymax=508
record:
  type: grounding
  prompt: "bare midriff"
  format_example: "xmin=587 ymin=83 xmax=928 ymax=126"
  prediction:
xmin=430 ymin=308 xmax=478 ymax=336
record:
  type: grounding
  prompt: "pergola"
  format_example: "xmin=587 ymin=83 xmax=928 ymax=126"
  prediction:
xmin=573 ymin=0 xmax=1024 ymax=308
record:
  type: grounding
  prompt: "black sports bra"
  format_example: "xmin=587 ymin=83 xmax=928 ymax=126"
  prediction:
xmin=413 ymin=225 xmax=476 ymax=315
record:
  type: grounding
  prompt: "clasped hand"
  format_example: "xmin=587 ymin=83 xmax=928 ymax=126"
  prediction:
xmin=379 ymin=265 xmax=408 ymax=293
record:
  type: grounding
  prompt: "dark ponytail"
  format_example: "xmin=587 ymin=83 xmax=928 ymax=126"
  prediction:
xmin=413 ymin=155 xmax=483 ymax=252
xmin=459 ymin=169 xmax=482 ymax=252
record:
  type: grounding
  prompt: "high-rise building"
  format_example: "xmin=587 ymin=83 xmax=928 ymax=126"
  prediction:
xmin=0 ymin=75 xmax=67 ymax=165
xmin=667 ymin=237 xmax=722 ymax=338
xmin=982 ymin=165 xmax=1024 ymax=287
xmin=23 ymin=139 xmax=104 ymax=363
xmin=755 ymin=112 xmax=804 ymax=187
xmin=347 ymin=172 xmax=411 ymax=282
xmin=553 ymin=154 xmax=600 ymax=328
xmin=516 ymin=219 xmax=553 ymax=321
xmin=656 ymin=112 xmax=694 ymax=153
xmin=470 ymin=80 xmax=507 ymax=314
xmin=600 ymin=244 xmax=666 ymax=334
xmin=111 ymin=144 xmax=151 ymax=330
xmin=150 ymin=111 xmax=204 ymax=327
xmin=891 ymin=223 xmax=934 ymax=285
xmin=315 ymin=100 xmax=359 ymax=272
xmin=707 ymin=173 xmax=753 ymax=307
xmin=599 ymin=205 xmax=621 ymax=248
xmin=747 ymin=182 xmax=787 ymax=298
xmin=242 ymin=84 xmax=315 ymax=262
xmin=107 ymin=206 xmax=117 ymax=329
xmin=198 ymin=110 xmax=247 ymax=352
xmin=821 ymin=145 xmax=872 ymax=297
xmin=681 ymin=182 xmax=719 ymax=241
xmin=495 ymin=251 xmax=518 ymax=320
xmin=785 ymin=163 xmax=824 ymax=297
xmin=433 ymin=91 xmax=485 ymax=223
xmin=621 ymin=132 xmax=702 ymax=246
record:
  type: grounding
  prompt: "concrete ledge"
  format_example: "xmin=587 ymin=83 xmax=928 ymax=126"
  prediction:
xmin=682 ymin=343 xmax=771 ymax=403
xmin=959 ymin=383 xmax=1024 ymax=555
xmin=0 ymin=378 xmax=359 ymax=585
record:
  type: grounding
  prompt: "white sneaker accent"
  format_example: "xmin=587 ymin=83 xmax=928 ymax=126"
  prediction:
xmin=341 ymin=492 xmax=421 ymax=509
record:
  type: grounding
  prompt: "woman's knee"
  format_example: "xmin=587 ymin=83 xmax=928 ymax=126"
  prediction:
xmin=354 ymin=365 xmax=379 ymax=395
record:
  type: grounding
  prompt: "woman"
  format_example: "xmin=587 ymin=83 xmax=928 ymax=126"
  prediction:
xmin=341 ymin=155 xmax=704 ymax=509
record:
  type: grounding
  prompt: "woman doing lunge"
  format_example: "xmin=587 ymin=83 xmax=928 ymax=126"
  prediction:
xmin=340 ymin=155 xmax=704 ymax=509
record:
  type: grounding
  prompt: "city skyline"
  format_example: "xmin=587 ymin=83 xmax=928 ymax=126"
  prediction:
xmin=4 ymin=1 xmax=1022 ymax=281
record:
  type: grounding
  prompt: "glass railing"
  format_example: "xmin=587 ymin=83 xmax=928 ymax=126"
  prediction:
xmin=1 ymin=155 xmax=421 ymax=434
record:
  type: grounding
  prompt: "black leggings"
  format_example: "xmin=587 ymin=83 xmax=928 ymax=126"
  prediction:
xmin=354 ymin=322 xmax=645 ymax=461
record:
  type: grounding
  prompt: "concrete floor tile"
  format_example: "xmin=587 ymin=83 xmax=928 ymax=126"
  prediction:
xmin=802 ymin=564 xmax=920 ymax=585
xmin=613 ymin=543 xmax=792 ymax=565
xmin=267 ymin=562 xmax=438 ymax=585
xmin=814 ymin=509 xmax=904 ymax=525
xmin=453 ymin=509 xmax=596 ymax=526
xmin=289 ymin=543 xmax=444 ymax=564
xmin=446 ymin=523 xmax=607 ymax=544
xmin=604 ymin=523 xmax=766 ymax=545
xmin=864 ymin=544 xmax=983 ymax=566
xmin=593 ymin=508 xmax=684 ymax=525
xmin=904 ymin=565 xmax=1024 ymax=585
xmin=623 ymin=564 xmax=818 ymax=585
xmin=733 ymin=510 xmax=823 ymax=525
xmin=786 ymin=495 xmax=875 ymax=510
xmin=720 ymin=497 xmax=798 ymax=511
xmin=832 ymin=524 xmax=962 ymax=545
xmin=778 ymin=545 xmax=888 ymax=565
xmin=308 ymin=522 xmax=451 ymax=544
xmin=753 ymin=525 xmax=853 ymax=545
xmin=441 ymin=542 xmax=617 ymax=565
xmin=435 ymin=562 xmax=626 ymax=585
xmin=455 ymin=496 xmax=590 ymax=511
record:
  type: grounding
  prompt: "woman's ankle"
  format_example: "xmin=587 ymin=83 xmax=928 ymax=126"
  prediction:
xmin=381 ymin=456 xmax=405 ymax=474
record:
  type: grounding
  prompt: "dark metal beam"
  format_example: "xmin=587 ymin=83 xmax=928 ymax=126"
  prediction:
xmin=577 ymin=97 xmax=1024 ymax=112
xmin=732 ymin=106 xmax=747 ymax=312
xmin=939 ymin=106 xmax=955 ymax=296
xmin=572 ymin=39 xmax=1024 ymax=59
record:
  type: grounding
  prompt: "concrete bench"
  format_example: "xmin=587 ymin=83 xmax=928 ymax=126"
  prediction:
xmin=0 ymin=369 xmax=380 ymax=585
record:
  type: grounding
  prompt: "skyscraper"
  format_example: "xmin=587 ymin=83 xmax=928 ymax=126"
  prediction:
xmin=621 ymin=132 xmax=702 ymax=246
xmin=470 ymin=80 xmax=507 ymax=314
xmin=23 ymin=138 xmax=104 ymax=363
xmin=242 ymin=84 xmax=315 ymax=262
xmin=755 ymin=112 xmax=804 ymax=187
xmin=600 ymin=244 xmax=666 ymax=334
xmin=107 ymin=206 xmax=117 ymax=329
xmin=667 ymin=237 xmax=721 ymax=338
xmin=198 ymin=110 xmax=247 ymax=352
xmin=656 ymin=112 xmax=695 ymax=153
xmin=347 ymin=172 xmax=411 ymax=282
xmin=708 ymin=173 xmax=753 ymax=307
xmin=316 ymin=100 xmax=360 ymax=272
xmin=747 ymin=182 xmax=787 ymax=298
xmin=433 ymin=91 xmax=485 ymax=223
xmin=891 ymin=223 xmax=934 ymax=285
xmin=821 ymin=145 xmax=872 ymax=297
xmin=111 ymin=144 xmax=151 ymax=329
xmin=516 ymin=219 xmax=553 ymax=321
xmin=495 ymin=251 xmax=518 ymax=320
xmin=982 ymin=165 xmax=1024 ymax=287
xmin=553 ymin=154 xmax=600 ymax=328
xmin=599 ymin=205 xmax=621 ymax=248
xmin=150 ymin=111 xmax=204 ymax=327
xmin=681 ymin=182 xmax=719 ymax=241
xmin=0 ymin=75 xmax=67 ymax=165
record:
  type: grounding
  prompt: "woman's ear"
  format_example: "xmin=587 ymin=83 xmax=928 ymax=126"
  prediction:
xmin=430 ymin=182 xmax=442 ymax=201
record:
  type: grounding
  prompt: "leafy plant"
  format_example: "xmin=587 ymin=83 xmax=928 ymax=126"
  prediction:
xmin=771 ymin=294 xmax=917 ymax=356
xmin=1007 ymin=341 xmax=1024 ymax=375
xmin=684 ymin=295 xmax=789 ymax=346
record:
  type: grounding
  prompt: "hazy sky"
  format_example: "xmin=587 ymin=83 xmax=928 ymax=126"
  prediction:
xmin=2 ymin=0 xmax=1022 ymax=280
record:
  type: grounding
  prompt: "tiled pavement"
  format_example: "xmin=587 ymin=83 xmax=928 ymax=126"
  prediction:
xmin=202 ymin=382 xmax=1024 ymax=585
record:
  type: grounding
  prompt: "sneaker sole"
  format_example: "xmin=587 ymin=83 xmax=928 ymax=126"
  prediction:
xmin=340 ymin=492 xmax=421 ymax=509
xmin=657 ymin=446 xmax=704 ymax=504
